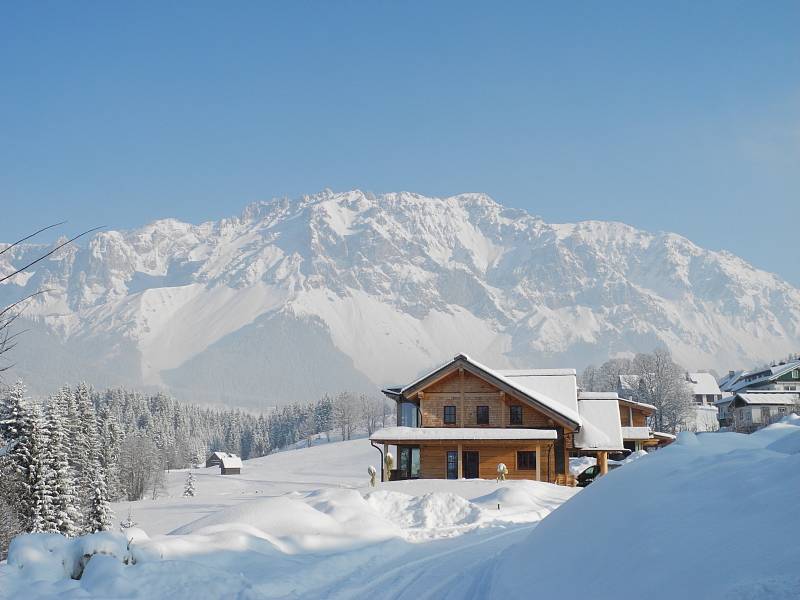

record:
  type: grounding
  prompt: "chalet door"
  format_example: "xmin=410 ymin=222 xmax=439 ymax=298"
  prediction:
xmin=463 ymin=451 xmax=479 ymax=479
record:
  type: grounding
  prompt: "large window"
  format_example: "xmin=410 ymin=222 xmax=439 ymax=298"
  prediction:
xmin=398 ymin=401 xmax=419 ymax=427
xmin=510 ymin=405 xmax=523 ymax=425
xmin=443 ymin=405 xmax=456 ymax=425
xmin=517 ymin=451 xmax=536 ymax=470
xmin=476 ymin=405 xmax=489 ymax=425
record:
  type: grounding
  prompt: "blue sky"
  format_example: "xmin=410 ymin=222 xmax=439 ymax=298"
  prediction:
xmin=2 ymin=2 xmax=799 ymax=284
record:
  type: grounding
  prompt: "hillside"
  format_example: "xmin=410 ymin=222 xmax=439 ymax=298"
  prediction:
xmin=2 ymin=190 xmax=799 ymax=406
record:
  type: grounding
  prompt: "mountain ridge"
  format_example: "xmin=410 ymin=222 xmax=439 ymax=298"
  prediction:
xmin=2 ymin=189 xmax=798 ymax=407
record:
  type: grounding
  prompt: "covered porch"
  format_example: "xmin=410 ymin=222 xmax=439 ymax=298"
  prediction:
xmin=370 ymin=427 xmax=562 ymax=484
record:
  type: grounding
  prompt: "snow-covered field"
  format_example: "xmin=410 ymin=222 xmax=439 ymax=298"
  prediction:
xmin=0 ymin=439 xmax=577 ymax=599
xmin=2 ymin=418 xmax=799 ymax=599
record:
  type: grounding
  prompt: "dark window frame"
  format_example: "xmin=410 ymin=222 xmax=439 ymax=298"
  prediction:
xmin=517 ymin=451 xmax=536 ymax=470
xmin=510 ymin=405 xmax=523 ymax=425
xmin=443 ymin=405 xmax=457 ymax=425
xmin=476 ymin=405 xmax=490 ymax=425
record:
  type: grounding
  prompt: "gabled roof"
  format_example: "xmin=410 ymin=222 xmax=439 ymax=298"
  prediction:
xmin=729 ymin=360 xmax=800 ymax=393
xmin=733 ymin=392 xmax=799 ymax=407
xmin=618 ymin=374 xmax=641 ymax=391
xmin=573 ymin=398 xmax=625 ymax=451
xmin=209 ymin=452 xmax=242 ymax=468
xmin=714 ymin=395 xmax=735 ymax=407
xmin=686 ymin=372 xmax=722 ymax=396
xmin=391 ymin=354 xmax=582 ymax=429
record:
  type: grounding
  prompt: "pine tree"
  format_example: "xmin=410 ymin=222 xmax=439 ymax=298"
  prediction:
xmin=0 ymin=381 xmax=36 ymax=529
xmin=183 ymin=471 xmax=195 ymax=497
xmin=85 ymin=461 xmax=113 ymax=533
xmin=28 ymin=404 xmax=54 ymax=533
xmin=43 ymin=392 xmax=80 ymax=536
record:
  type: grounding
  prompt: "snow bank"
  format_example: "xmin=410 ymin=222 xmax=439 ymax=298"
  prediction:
xmin=488 ymin=420 xmax=800 ymax=599
xmin=7 ymin=531 xmax=130 ymax=581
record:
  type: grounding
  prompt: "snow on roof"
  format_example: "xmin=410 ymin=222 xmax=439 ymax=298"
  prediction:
xmin=211 ymin=452 xmax=242 ymax=468
xmin=578 ymin=392 xmax=620 ymax=400
xmin=618 ymin=374 xmax=640 ymax=391
xmin=370 ymin=427 xmax=558 ymax=442
xmin=714 ymin=395 xmax=735 ymax=406
xmin=729 ymin=360 xmax=800 ymax=393
xmin=651 ymin=431 xmax=676 ymax=440
xmin=573 ymin=398 xmax=625 ymax=451
xmin=620 ymin=426 xmax=652 ymax=440
xmin=400 ymin=354 xmax=582 ymax=427
xmin=735 ymin=392 xmax=799 ymax=406
xmin=686 ymin=372 xmax=721 ymax=396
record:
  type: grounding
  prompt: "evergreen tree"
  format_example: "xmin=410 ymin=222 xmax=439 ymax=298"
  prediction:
xmin=183 ymin=471 xmax=195 ymax=497
xmin=43 ymin=392 xmax=80 ymax=536
xmin=0 ymin=381 xmax=36 ymax=528
xmin=85 ymin=461 xmax=113 ymax=533
xmin=28 ymin=404 xmax=54 ymax=533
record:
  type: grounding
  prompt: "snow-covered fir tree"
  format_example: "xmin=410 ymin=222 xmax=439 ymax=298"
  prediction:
xmin=183 ymin=472 xmax=195 ymax=497
xmin=0 ymin=381 xmax=35 ymax=529
xmin=85 ymin=460 xmax=113 ymax=533
xmin=42 ymin=392 xmax=80 ymax=537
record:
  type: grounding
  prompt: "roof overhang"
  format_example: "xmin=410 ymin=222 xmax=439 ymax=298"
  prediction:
xmin=620 ymin=426 xmax=652 ymax=440
xmin=370 ymin=426 xmax=558 ymax=443
xmin=397 ymin=354 xmax=581 ymax=430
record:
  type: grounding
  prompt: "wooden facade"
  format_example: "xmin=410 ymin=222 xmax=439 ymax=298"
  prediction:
xmin=377 ymin=360 xmax=577 ymax=485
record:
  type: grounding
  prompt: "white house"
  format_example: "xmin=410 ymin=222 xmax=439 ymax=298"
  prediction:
xmin=685 ymin=372 xmax=721 ymax=432
xmin=729 ymin=391 xmax=798 ymax=433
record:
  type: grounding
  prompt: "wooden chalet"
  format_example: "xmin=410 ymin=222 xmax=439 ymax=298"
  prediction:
xmin=371 ymin=354 xmax=633 ymax=486
xmin=206 ymin=451 xmax=242 ymax=475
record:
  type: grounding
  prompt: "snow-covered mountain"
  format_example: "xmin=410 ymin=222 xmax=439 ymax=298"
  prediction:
xmin=2 ymin=190 xmax=799 ymax=407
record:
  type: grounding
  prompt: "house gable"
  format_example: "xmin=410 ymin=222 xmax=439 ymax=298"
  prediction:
xmin=404 ymin=357 xmax=579 ymax=430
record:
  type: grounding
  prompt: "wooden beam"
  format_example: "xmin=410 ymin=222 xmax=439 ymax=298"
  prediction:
xmin=457 ymin=443 xmax=463 ymax=479
xmin=535 ymin=443 xmax=541 ymax=481
xmin=384 ymin=443 xmax=390 ymax=481
xmin=598 ymin=451 xmax=608 ymax=475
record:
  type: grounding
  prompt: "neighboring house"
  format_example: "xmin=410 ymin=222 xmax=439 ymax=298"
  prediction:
xmin=684 ymin=372 xmax=721 ymax=432
xmin=723 ymin=360 xmax=800 ymax=394
xmin=206 ymin=451 xmax=242 ymax=474
xmin=372 ymin=354 xmax=642 ymax=487
xmin=610 ymin=395 xmax=673 ymax=451
xmin=617 ymin=374 xmax=642 ymax=402
xmin=729 ymin=392 xmax=799 ymax=433
xmin=714 ymin=396 xmax=735 ymax=428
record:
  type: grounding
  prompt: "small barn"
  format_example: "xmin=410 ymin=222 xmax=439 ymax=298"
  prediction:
xmin=206 ymin=451 xmax=242 ymax=474
xmin=219 ymin=453 xmax=242 ymax=475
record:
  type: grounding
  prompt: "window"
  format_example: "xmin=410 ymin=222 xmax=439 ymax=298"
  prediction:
xmin=443 ymin=405 xmax=456 ymax=425
xmin=446 ymin=451 xmax=458 ymax=479
xmin=398 ymin=402 xmax=419 ymax=427
xmin=793 ymin=369 xmax=799 ymax=379
xmin=476 ymin=405 xmax=489 ymax=425
xmin=517 ymin=451 xmax=536 ymax=470
xmin=510 ymin=405 xmax=523 ymax=425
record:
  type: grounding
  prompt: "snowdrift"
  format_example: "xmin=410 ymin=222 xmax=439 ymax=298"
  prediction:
xmin=489 ymin=417 xmax=800 ymax=599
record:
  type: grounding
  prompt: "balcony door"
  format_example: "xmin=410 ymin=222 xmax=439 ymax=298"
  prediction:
xmin=462 ymin=451 xmax=479 ymax=479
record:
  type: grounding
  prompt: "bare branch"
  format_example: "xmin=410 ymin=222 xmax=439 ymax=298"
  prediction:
xmin=0 ymin=221 xmax=67 ymax=257
xmin=0 ymin=225 xmax=105 ymax=284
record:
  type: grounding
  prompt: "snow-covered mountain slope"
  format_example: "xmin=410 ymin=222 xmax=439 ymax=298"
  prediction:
xmin=2 ymin=189 xmax=799 ymax=406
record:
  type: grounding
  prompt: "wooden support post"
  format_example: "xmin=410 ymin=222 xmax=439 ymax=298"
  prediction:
xmin=384 ymin=443 xmax=390 ymax=481
xmin=457 ymin=443 xmax=463 ymax=479
xmin=535 ymin=443 xmax=541 ymax=481
xmin=598 ymin=451 xmax=608 ymax=475
xmin=459 ymin=368 xmax=465 ymax=427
